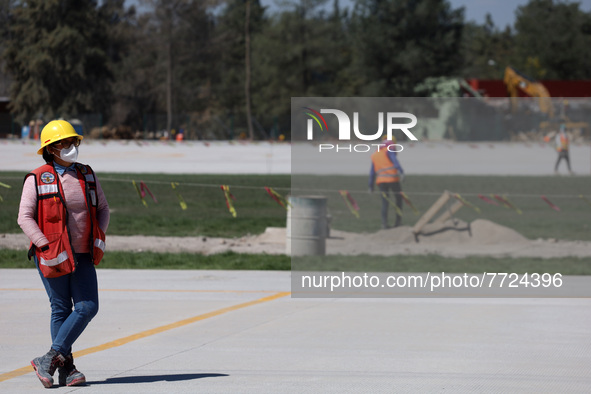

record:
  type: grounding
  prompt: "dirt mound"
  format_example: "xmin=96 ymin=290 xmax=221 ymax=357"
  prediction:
xmin=250 ymin=227 xmax=286 ymax=245
xmin=410 ymin=218 xmax=528 ymax=245
xmin=346 ymin=219 xmax=528 ymax=246
xmin=469 ymin=219 xmax=529 ymax=244
xmin=325 ymin=219 xmax=530 ymax=256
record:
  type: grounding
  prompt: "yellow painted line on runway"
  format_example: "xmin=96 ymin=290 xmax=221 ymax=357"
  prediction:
xmin=72 ymin=291 xmax=290 ymax=357
xmin=0 ymin=366 xmax=34 ymax=383
xmin=0 ymin=291 xmax=290 ymax=383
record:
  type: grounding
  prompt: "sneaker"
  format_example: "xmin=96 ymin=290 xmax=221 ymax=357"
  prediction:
xmin=30 ymin=349 xmax=65 ymax=388
xmin=58 ymin=354 xmax=86 ymax=386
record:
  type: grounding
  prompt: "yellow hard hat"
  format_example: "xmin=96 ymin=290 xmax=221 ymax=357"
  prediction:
xmin=37 ymin=120 xmax=83 ymax=155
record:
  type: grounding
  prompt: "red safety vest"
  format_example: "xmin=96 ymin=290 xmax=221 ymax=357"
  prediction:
xmin=25 ymin=163 xmax=106 ymax=278
xmin=371 ymin=149 xmax=400 ymax=184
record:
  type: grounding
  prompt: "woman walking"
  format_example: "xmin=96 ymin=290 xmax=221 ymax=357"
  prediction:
xmin=17 ymin=120 xmax=109 ymax=388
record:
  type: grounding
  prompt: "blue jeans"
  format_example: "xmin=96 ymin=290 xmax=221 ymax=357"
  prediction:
xmin=36 ymin=253 xmax=99 ymax=356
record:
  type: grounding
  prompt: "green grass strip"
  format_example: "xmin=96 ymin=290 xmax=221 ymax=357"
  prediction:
xmin=2 ymin=249 xmax=590 ymax=274
xmin=3 ymin=172 xmax=591 ymax=240
xmin=0 ymin=249 xmax=290 ymax=271
xmin=292 ymin=254 xmax=591 ymax=275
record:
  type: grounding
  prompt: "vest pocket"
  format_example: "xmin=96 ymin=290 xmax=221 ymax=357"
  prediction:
xmin=37 ymin=233 xmax=75 ymax=278
xmin=44 ymin=197 xmax=62 ymax=223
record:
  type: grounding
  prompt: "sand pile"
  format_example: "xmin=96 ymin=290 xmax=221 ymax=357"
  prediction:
xmin=365 ymin=219 xmax=528 ymax=246
xmin=325 ymin=219 xmax=531 ymax=256
xmin=250 ymin=227 xmax=287 ymax=245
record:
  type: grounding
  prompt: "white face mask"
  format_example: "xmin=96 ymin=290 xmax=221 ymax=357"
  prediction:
xmin=58 ymin=145 xmax=79 ymax=163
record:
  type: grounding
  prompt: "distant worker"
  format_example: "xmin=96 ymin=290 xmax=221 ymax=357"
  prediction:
xmin=29 ymin=120 xmax=36 ymax=139
xmin=175 ymin=129 xmax=184 ymax=142
xmin=554 ymin=124 xmax=573 ymax=175
xmin=369 ymin=139 xmax=404 ymax=229
xmin=21 ymin=122 xmax=31 ymax=139
xmin=17 ymin=120 xmax=110 ymax=388
xmin=34 ymin=119 xmax=43 ymax=140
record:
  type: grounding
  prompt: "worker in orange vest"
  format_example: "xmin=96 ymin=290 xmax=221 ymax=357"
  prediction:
xmin=369 ymin=139 xmax=404 ymax=229
xmin=175 ymin=129 xmax=184 ymax=141
xmin=554 ymin=124 xmax=573 ymax=175
xmin=18 ymin=120 xmax=109 ymax=388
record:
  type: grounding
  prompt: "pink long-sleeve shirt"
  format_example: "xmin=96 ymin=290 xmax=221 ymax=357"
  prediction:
xmin=18 ymin=165 xmax=110 ymax=253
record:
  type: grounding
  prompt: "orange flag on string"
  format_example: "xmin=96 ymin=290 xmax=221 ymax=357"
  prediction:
xmin=265 ymin=187 xmax=290 ymax=209
xmin=221 ymin=185 xmax=237 ymax=217
xmin=493 ymin=194 xmax=522 ymax=215
xmin=400 ymin=192 xmax=419 ymax=215
xmin=171 ymin=182 xmax=187 ymax=210
xmin=339 ymin=190 xmax=360 ymax=218
xmin=541 ymin=195 xmax=560 ymax=211
xmin=132 ymin=180 xmax=148 ymax=207
xmin=478 ymin=194 xmax=498 ymax=206
xmin=454 ymin=193 xmax=480 ymax=213
xmin=139 ymin=181 xmax=157 ymax=203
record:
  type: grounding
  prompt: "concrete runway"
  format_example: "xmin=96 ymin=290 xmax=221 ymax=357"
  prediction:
xmin=1 ymin=269 xmax=590 ymax=393
xmin=2 ymin=139 xmax=590 ymax=392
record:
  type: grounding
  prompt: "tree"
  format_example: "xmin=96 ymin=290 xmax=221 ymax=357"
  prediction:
xmin=461 ymin=15 xmax=515 ymax=79
xmin=96 ymin=0 xmax=143 ymax=128
xmin=124 ymin=0 xmax=218 ymax=136
xmin=0 ymin=0 xmax=16 ymax=97
xmin=170 ymin=1 xmax=216 ymax=114
xmin=141 ymin=0 xmax=189 ymax=133
xmin=514 ymin=0 xmax=591 ymax=79
xmin=213 ymin=0 xmax=266 ymax=138
xmin=3 ymin=0 xmax=113 ymax=122
xmin=349 ymin=0 xmax=464 ymax=96
xmin=249 ymin=0 xmax=352 ymax=135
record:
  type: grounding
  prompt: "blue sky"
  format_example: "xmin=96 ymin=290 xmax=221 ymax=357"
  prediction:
xmin=261 ymin=0 xmax=591 ymax=28
xmin=449 ymin=0 xmax=591 ymax=28
xmin=129 ymin=0 xmax=591 ymax=28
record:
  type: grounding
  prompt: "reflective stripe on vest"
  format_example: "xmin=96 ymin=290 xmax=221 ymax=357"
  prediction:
xmin=94 ymin=238 xmax=105 ymax=252
xmin=371 ymin=150 xmax=399 ymax=184
xmin=39 ymin=251 xmax=69 ymax=267
xmin=376 ymin=166 xmax=397 ymax=175
xmin=89 ymin=189 xmax=97 ymax=206
xmin=37 ymin=184 xmax=58 ymax=195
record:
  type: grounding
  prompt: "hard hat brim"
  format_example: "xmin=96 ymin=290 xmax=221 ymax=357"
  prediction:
xmin=37 ymin=135 xmax=84 ymax=155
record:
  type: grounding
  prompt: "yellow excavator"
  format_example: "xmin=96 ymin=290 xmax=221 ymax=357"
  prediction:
xmin=504 ymin=66 xmax=588 ymax=135
xmin=503 ymin=66 xmax=554 ymax=118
